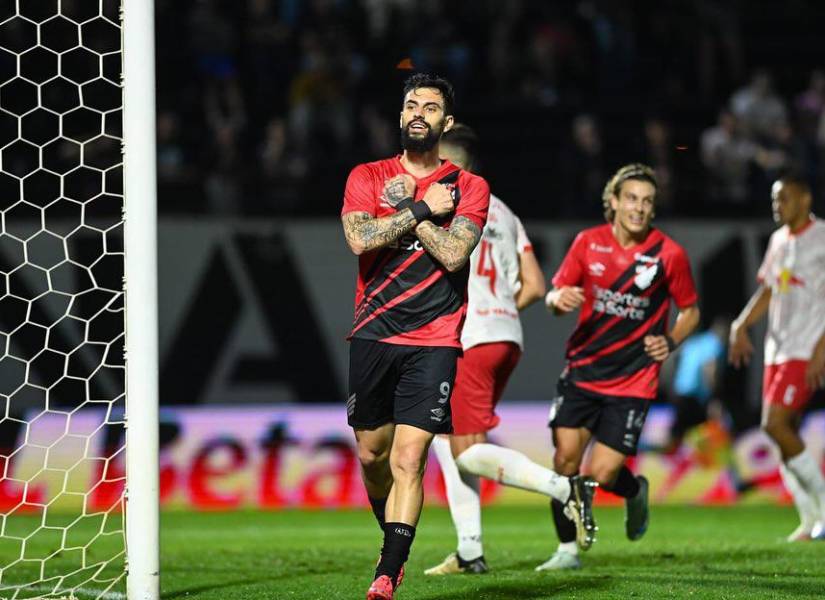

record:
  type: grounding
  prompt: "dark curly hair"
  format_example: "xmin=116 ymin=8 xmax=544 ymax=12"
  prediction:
xmin=402 ymin=73 xmax=455 ymax=115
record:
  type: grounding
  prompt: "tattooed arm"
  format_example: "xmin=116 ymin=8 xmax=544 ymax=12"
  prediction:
xmin=341 ymin=210 xmax=418 ymax=255
xmin=341 ymin=174 xmax=420 ymax=255
xmin=415 ymin=216 xmax=482 ymax=272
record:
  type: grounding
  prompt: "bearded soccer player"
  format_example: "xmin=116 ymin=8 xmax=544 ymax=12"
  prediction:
xmin=729 ymin=175 xmax=825 ymax=541
xmin=425 ymin=124 xmax=597 ymax=576
xmin=539 ymin=163 xmax=700 ymax=571
xmin=341 ymin=74 xmax=490 ymax=600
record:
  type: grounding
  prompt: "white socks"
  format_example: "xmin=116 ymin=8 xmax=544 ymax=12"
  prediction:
xmin=431 ymin=436 xmax=483 ymax=560
xmin=558 ymin=541 xmax=578 ymax=556
xmin=779 ymin=463 xmax=818 ymax=532
xmin=455 ymin=443 xmax=570 ymax=503
xmin=785 ymin=451 xmax=825 ymax=522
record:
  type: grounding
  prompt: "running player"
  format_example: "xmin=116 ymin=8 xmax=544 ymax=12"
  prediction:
xmin=425 ymin=124 xmax=597 ymax=576
xmin=729 ymin=174 xmax=825 ymax=541
xmin=539 ymin=163 xmax=700 ymax=570
xmin=341 ymin=74 xmax=490 ymax=600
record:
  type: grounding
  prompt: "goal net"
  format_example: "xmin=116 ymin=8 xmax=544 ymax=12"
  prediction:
xmin=0 ymin=1 xmax=157 ymax=598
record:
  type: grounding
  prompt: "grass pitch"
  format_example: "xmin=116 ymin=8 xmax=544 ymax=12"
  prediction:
xmin=160 ymin=504 xmax=823 ymax=599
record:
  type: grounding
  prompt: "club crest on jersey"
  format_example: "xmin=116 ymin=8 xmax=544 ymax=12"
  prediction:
xmin=634 ymin=253 xmax=659 ymax=264
xmin=588 ymin=262 xmax=606 ymax=277
xmin=634 ymin=263 xmax=658 ymax=290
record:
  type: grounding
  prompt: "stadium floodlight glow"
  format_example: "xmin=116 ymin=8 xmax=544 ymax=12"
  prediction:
xmin=0 ymin=1 xmax=159 ymax=598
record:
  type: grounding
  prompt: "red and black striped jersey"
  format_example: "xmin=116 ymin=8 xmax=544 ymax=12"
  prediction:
xmin=342 ymin=156 xmax=490 ymax=347
xmin=552 ymin=224 xmax=698 ymax=399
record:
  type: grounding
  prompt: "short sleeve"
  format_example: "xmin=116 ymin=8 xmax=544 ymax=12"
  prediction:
xmin=515 ymin=216 xmax=533 ymax=254
xmin=551 ymin=232 xmax=586 ymax=288
xmin=666 ymin=245 xmax=699 ymax=308
xmin=341 ymin=164 xmax=376 ymax=216
xmin=456 ymin=175 xmax=490 ymax=230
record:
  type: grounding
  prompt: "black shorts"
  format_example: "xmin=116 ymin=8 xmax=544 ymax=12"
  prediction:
xmin=347 ymin=338 xmax=460 ymax=434
xmin=669 ymin=394 xmax=708 ymax=440
xmin=549 ymin=379 xmax=649 ymax=456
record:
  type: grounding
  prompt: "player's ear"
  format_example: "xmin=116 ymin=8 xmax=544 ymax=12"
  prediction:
xmin=609 ymin=194 xmax=619 ymax=212
xmin=802 ymin=190 xmax=813 ymax=212
xmin=443 ymin=115 xmax=454 ymax=133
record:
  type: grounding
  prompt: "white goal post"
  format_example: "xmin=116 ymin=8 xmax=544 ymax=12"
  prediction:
xmin=0 ymin=0 xmax=159 ymax=598
xmin=122 ymin=0 xmax=160 ymax=599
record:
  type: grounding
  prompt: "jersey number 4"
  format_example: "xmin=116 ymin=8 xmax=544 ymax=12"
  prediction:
xmin=476 ymin=240 xmax=497 ymax=296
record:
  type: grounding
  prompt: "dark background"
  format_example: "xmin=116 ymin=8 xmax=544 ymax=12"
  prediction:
xmin=154 ymin=0 xmax=825 ymax=219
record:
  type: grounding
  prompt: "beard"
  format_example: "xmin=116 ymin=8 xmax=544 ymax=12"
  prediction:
xmin=400 ymin=120 xmax=442 ymax=153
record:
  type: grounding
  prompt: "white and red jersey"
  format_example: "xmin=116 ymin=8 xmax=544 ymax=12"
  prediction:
xmin=552 ymin=224 xmax=698 ymax=399
xmin=757 ymin=217 xmax=825 ymax=365
xmin=461 ymin=195 xmax=532 ymax=351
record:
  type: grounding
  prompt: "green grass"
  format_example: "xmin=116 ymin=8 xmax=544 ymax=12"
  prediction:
xmin=159 ymin=505 xmax=823 ymax=599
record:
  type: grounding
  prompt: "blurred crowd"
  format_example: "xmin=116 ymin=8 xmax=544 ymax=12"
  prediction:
xmin=154 ymin=0 xmax=825 ymax=218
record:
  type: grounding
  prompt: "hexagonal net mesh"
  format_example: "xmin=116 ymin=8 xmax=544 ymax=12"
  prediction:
xmin=0 ymin=1 xmax=126 ymax=598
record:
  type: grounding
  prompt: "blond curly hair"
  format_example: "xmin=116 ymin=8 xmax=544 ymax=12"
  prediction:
xmin=602 ymin=163 xmax=658 ymax=222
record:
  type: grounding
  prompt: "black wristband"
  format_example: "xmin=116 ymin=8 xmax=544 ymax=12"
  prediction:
xmin=665 ymin=335 xmax=677 ymax=353
xmin=395 ymin=196 xmax=414 ymax=211
xmin=408 ymin=200 xmax=432 ymax=223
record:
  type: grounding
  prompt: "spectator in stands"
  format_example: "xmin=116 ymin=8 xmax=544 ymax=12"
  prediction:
xmin=288 ymin=31 xmax=354 ymax=158
xmin=701 ymin=110 xmax=760 ymax=210
xmin=259 ymin=117 xmax=307 ymax=181
xmin=795 ymin=70 xmax=825 ymax=138
xmin=639 ymin=116 xmax=676 ymax=215
xmin=360 ymin=105 xmax=396 ymax=161
xmin=559 ymin=114 xmax=606 ymax=218
xmin=157 ymin=111 xmax=187 ymax=182
xmin=795 ymin=70 xmax=825 ymax=201
xmin=730 ymin=70 xmax=788 ymax=142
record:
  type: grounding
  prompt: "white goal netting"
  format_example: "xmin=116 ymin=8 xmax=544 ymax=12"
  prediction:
xmin=0 ymin=1 xmax=127 ymax=598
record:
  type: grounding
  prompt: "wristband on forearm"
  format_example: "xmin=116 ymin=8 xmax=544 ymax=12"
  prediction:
xmin=395 ymin=197 xmax=414 ymax=211
xmin=409 ymin=201 xmax=432 ymax=223
xmin=396 ymin=197 xmax=431 ymax=223
xmin=665 ymin=335 xmax=677 ymax=353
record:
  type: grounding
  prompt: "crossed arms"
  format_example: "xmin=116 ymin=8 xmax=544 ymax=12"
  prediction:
xmin=341 ymin=175 xmax=482 ymax=273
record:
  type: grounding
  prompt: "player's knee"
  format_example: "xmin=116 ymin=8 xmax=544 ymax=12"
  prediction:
xmin=553 ymin=452 xmax=580 ymax=476
xmin=590 ymin=465 xmax=620 ymax=488
xmin=357 ymin=444 xmax=390 ymax=470
xmin=761 ymin=417 xmax=788 ymax=442
xmin=390 ymin=445 xmax=427 ymax=479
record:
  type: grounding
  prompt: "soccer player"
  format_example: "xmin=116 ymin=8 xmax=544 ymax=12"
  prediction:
xmin=729 ymin=175 xmax=825 ymax=541
xmin=425 ymin=124 xmax=597 ymax=576
xmin=663 ymin=317 xmax=729 ymax=454
xmin=539 ymin=163 xmax=700 ymax=570
xmin=341 ymin=74 xmax=490 ymax=600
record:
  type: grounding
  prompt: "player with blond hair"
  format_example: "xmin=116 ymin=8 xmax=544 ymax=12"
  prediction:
xmin=539 ymin=163 xmax=700 ymax=570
